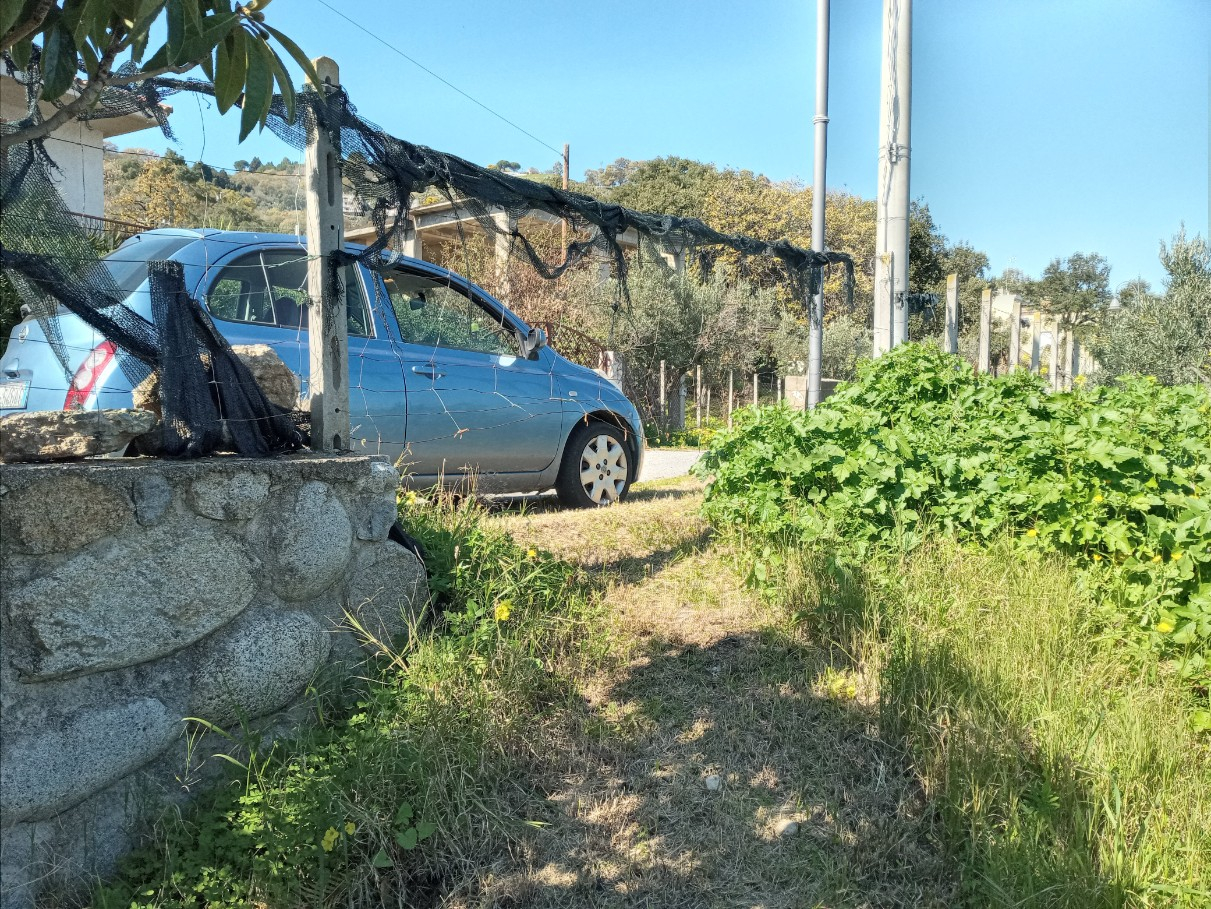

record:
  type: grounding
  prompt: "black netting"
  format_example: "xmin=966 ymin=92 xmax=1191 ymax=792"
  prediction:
xmin=2 ymin=64 xmax=855 ymax=459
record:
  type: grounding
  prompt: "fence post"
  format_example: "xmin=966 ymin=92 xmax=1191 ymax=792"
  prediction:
xmin=1048 ymin=321 xmax=1060 ymax=391
xmin=944 ymin=273 xmax=959 ymax=354
xmin=874 ymin=251 xmax=894 ymax=355
xmin=677 ymin=375 xmax=687 ymax=429
xmin=977 ymin=288 xmax=992 ymax=374
xmin=1008 ymin=296 xmax=1022 ymax=371
xmin=696 ymin=364 xmax=703 ymax=429
xmin=705 ymin=387 xmax=711 ymax=423
xmin=304 ymin=56 xmax=350 ymax=452
xmin=753 ymin=372 xmax=759 ymax=407
xmin=728 ymin=370 xmax=734 ymax=428
xmin=659 ymin=359 xmax=667 ymax=427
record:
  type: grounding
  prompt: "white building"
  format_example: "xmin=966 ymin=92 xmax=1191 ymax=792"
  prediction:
xmin=1 ymin=74 xmax=161 ymax=219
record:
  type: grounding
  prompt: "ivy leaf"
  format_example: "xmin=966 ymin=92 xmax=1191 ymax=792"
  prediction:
xmin=394 ymin=827 xmax=418 ymax=850
xmin=370 ymin=848 xmax=394 ymax=869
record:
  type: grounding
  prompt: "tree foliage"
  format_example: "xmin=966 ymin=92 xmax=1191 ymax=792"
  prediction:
xmin=1094 ymin=230 xmax=1211 ymax=386
xmin=0 ymin=0 xmax=316 ymax=150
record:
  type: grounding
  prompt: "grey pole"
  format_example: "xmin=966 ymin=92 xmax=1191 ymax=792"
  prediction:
xmin=807 ymin=0 xmax=830 ymax=407
xmin=977 ymin=288 xmax=992 ymax=373
xmin=874 ymin=0 xmax=912 ymax=353
xmin=305 ymin=56 xmax=350 ymax=452
xmin=1008 ymin=297 xmax=1022 ymax=371
xmin=1029 ymin=310 xmax=1042 ymax=374
xmin=944 ymin=273 xmax=959 ymax=354
xmin=753 ymin=372 xmax=759 ymax=407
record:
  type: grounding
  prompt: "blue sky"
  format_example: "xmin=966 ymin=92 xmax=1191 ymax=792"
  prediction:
xmin=128 ymin=0 xmax=1210 ymax=290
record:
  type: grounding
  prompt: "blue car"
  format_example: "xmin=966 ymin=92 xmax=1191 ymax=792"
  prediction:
xmin=0 ymin=228 xmax=643 ymax=506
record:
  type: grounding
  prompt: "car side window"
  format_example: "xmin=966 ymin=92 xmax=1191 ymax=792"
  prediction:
xmin=205 ymin=249 xmax=373 ymax=337
xmin=380 ymin=268 xmax=518 ymax=356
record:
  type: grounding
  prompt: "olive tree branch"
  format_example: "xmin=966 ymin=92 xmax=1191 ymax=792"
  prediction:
xmin=0 ymin=0 xmax=55 ymax=54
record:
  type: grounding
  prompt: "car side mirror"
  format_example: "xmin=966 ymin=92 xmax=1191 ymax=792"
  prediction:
xmin=519 ymin=326 xmax=547 ymax=359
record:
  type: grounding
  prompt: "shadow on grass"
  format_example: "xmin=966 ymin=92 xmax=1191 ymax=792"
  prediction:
xmin=495 ymin=626 xmax=956 ymax=909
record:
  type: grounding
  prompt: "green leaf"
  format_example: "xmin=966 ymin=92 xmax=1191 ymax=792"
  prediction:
xmin=39 ymin=23 xmax=78 ymax=102
xmin=262 ymin=41 xmax=295 ymax=123
xmin=214 ymin=27 xmax=246 ymax=113
xmin=165 ymin=0 xmax=186 ymax=64
xmin=0 ymin=0 xmax=33 ymax=40
xmin=238 ymin=34 xmax=274 ymax=141
xmin=393 ymin=802 xmax=414 ymax=825
xmin=394 ymin=827 xmax=418 ymax=850
xmin=415 ymin=820 xmax=437 ymax=841
xmin=11 ymin=36 xmax=33 ymax=70
xmin=370 ymin=848 xmax=394 ymax=868
xmin=261 ymin=22 xmax=320 ymax=89
xmin=182 ymin=9 xmax=238 ymax=66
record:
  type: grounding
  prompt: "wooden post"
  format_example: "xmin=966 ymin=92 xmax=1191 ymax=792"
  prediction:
xmin=659 ymin=359 xmax=666 ymax=426
xmin=944 ymin=273 xmax=959 ymax=354
xmin=1007 ymin=296 xmax=1022 ymax=371
xmin=727 ymin=370 xmax=734 ymax=428
xmin=305 ymin=56 xmax=349 ymax=452
xmin=1030 ymin=310 xmax=1042 ymax=374
xmin=977 ymin=288 xmax=992 ymax=374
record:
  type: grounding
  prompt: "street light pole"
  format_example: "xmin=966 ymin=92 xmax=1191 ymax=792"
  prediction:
xmin=807 ymin=0 xmax=830 ymax=408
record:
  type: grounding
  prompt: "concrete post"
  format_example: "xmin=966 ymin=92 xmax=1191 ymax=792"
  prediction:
xmin=695 ymin=364 xmax=703 ymax=429
xmin=400 ymin=218 xmax=422 ymax=260
xmin=1062 ymin=328 xmax=1075 ymax=391
xmin=944 ymin=273 xmax=959 ymax=354
xmin=662 ymin=248 xmax=686 ymax=276
xmin=706 ymin=387 xmax=711 ymax=422
xmin=873 ymin=251 xmax=894 ymax=355
xmin=659 ymin=359 xmax=667 ymax=426
xmin=1008 ymin=297 xmax=1022 ymax=371
xmin=677 ymin=375 xmax=687 ymax=429
xmin=1029 ymin=310 xmax=1042 ymax=374
xmin=977 ymin=288 xmax=992 ymax=373
xmin=304 ymin=56 xmax=349 ymax=452
xmin=1070 ymin=335 xmax=1081 ymax=385
xmin=728 ymin=370 xmax=734 ymax=428
xmin=491 ymin=209 xmax=516 ymax=299
xmin=753 ymin=372 xmax=759 ymax=407
xmin=1048 ymin=322 xmax=1060 ymax=391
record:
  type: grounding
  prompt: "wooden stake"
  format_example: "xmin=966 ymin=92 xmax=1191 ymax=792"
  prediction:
xmin=305 ymin=56 xmax=349 ymax=451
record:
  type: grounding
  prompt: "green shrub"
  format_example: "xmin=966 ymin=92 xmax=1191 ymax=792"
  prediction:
xmin=696 ymin=344 xmax=1211 ymax=696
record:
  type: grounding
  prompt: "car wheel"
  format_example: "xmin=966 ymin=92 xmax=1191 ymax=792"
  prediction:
xmin=556 ymin=422 xmax=633 ymax=508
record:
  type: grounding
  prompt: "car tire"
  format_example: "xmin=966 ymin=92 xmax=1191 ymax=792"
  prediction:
xmin=556 ymin=421 xmax=633 ymax=508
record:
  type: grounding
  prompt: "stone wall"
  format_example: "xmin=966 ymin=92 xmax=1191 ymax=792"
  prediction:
xmin=0 ymin=455 xmax=426 ymax=908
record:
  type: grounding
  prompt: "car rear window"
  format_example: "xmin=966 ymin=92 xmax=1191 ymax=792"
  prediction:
xmin=102 ymin=234 xmax=196 ymax=296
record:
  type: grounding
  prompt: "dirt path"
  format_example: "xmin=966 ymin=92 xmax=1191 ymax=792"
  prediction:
xmin=481 ymin=478 xmax=954 ymax=909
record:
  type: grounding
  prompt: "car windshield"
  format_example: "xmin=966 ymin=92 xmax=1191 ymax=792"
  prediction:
xmin=102 ymin=234 xmax=196 ymax=297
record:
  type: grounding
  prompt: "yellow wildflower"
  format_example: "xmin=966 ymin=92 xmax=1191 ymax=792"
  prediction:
xmin=1155 ymin=620 xmax=1175 ymax=634
xmin=495 ymin=599 xmax=512 ymax=622
xmin=321 ymin=827 xmax=340 ymax=852
xmin=1151 ymin=554 xmax=1163 ymax=564
xmin=527 ymin=548 xmax=538 ymax=560
xmin=1074 ymin=375 xmax=1087 ymax=387
xmin=1025 ymin=528 xmax=1038 ymax=538
xmin=1092 ymin=553 xmax=1103 ymax=562
xmin=404 ymin=490 xmax=418 ymax=505
xmin=345 ymin=821 xmax=357 ymax=835
xmin=1092 ymin=494 xmax=1104 ymax=503
xmin=1171 ymin=551 xmax=1183 ymax=561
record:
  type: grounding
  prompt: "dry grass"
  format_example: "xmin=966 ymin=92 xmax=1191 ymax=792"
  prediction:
xmin=465 ymin=477 xmax=956 ymax=908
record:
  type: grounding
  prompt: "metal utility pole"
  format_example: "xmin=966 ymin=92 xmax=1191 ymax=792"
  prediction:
xmin=305 ymin=56 xmax=350 ymax=451
xmin=807 ymin=0 xmax=830 ymax=408
xmin=873 ymin=0 xmax=912 ymax=355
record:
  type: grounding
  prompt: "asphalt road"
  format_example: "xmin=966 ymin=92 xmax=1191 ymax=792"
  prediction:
xmin=638 ymin=448 xmax=704 ymax=483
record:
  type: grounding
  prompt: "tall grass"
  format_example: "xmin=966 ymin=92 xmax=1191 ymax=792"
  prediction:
xmin=92 ymin=492 xmax=608 ymax=909
xmin=766 ymin=536 xmax=1211 ymax=908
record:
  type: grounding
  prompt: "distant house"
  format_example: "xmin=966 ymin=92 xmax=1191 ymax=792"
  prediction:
xmin=0 ymin=74 xmax=163 ymax=221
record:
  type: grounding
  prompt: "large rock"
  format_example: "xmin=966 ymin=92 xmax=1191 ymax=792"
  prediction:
xmin=230 ymin=344 xmax=300 ymax=410
xmin=0 ymin=698 xmax=177 ymax=825
xmin=4 ymin=474 xmax=132 ymax=554
xmin=187 ymin=472 xmax=271 ymax=521
xmin=132 ymin=344 xmax=298 ymax=419
xmin=270 ymin=481 xmax=353 ymax=601
xmin=6 ymin=526 xmax=258 ymax=679
xmin=191 ymin=607 xmax=330 ymax=726
xmin=0 ymin=409 xmax=157 ymax=463
xmin=343 ymin=542 xmax=428 ymax=653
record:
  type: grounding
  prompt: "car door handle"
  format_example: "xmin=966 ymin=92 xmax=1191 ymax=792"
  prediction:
xmin=411 ymin=365 xmax=444 ymax=380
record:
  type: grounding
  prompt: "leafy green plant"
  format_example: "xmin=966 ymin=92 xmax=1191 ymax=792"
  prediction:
xmin=696 ymin=344 xmax=1211 ymax=695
